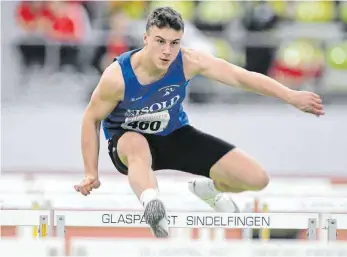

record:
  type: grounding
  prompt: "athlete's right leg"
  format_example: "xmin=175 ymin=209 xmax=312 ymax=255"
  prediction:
xmin=116 ymin=131 xmax=157 ymax=199
xmin=111 ymin=131 xmax=168 ymax=237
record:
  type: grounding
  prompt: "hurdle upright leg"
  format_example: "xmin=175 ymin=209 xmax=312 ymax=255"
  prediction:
xmin=307 ymin=218 xmax=317 ymax=240
xmin=56 ymin=215 xmax=66 ymax=238
xmin=38 ymin=215 xmax=48 ymax=238
xmin=327 ymin=219 xmax=337 ymax=241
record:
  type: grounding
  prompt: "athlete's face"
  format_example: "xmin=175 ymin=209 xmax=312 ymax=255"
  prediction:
xmin=144 ymin=26 xmax=183 ymax=70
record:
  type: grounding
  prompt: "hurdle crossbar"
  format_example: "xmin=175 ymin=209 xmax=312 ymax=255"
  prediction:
xmin=3 ymin=210 xmax=347 ymax=241
xmin=53 ymin=211 xmax=319 ymax=240
xmin=54 ymin=211 xmax=319 ymax=229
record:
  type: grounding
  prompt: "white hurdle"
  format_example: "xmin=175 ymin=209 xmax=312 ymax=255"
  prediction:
xmin=53 ymin=211 xmax=320 ymax=240
xmin=2 ymin=210 xmax=347 ymax=242
xmin=53 ymin=211 xmax=318 ymax=229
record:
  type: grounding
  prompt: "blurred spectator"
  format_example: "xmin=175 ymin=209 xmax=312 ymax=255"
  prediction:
xmin=243 ymin=1 xmax=278 ymax=76
xmin=91 ymin=11 xmax=135 ymax=73
xmin=43 ymin=1 xmax=87 ymax=42
xmin=42 ymin=1 xmax=90 ymax=71
xmin=194 ymin=1 xmax=239 ymax=32
xmin=104 ymin=11 xmax=131 ymax=67
xmin=15 ymin=1 xmax=52 ymax=69
xmin=15 ymin=0 xmax=90 ymax=72
xmin=16 ymin=1 xmax=50 ymax=32
xmin=74 ymin=0 xmax=98 ymax=24
xmin=9 ymin=0 xmax=346 ymax=102
xmin=17 ymin=1 xmax=36 ymax=30
xmin=268 ymin=39 xmax=324 ymax=89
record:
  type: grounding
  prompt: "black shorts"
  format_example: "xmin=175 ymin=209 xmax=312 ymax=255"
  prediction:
xmin=107 ymin=125 xmax=236 ymax=178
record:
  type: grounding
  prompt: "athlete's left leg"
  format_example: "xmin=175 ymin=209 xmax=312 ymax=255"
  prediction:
xmin=146 ymin=125 xmax=269 ymax=212
xmin=188 ymin=149 xmax=269 ymax=212
xmin=210 ymin=148 xmax=269 ymax=192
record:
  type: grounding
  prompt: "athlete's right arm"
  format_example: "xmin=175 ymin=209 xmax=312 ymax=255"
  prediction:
xmin=81 ymin=62 xmax=125 ymax=179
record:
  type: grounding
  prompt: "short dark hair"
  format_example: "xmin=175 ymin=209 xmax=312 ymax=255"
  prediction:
xmin=146 ymin=7 xmax=184 ymax=32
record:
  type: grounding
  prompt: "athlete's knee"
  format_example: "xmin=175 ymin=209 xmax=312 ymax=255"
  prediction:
xmin=212 ymin=164 xmax=269 ymax=191
xmin=249 ymin=169 xmax=269 ymax=190
xmin=211 ymin=149 xmax=270 ymax=191
xmin=222 ymin=168 xmax=269 ymax=191
xmin=117 ymin=132 xmax=151 ymax=164
xmin=233 ymin=167 xmax=269 ymax=191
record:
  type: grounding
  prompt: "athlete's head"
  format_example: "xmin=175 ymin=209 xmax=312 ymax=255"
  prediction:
xmin=144 ymin=7 xmax=184 ymax=70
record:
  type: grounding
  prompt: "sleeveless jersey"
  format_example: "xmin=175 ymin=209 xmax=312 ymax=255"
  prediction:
xmin=102 ymin=48 xmax=190 ymax=140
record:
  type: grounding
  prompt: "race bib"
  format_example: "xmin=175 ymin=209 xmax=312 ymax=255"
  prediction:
xmin=121 ymin=110 xmax=170 ymax=134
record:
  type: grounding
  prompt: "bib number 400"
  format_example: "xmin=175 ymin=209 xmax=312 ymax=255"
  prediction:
xmin=121 ymin=110 xmax=170 ymax=133
xmin=127 ymin=121 xmax=161 ymax=132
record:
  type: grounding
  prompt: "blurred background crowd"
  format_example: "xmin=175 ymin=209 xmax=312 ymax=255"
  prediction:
xmin=2 ymin=0 xmax=347 ymax=104
xmin=2 ymin=0 xmax=347 ymax=176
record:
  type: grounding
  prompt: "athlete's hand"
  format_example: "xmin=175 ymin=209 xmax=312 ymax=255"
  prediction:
xmin=288 ymin=91 xmax=325 ymax=116
xmin=74 ymin=175 xmax=101 ymax=196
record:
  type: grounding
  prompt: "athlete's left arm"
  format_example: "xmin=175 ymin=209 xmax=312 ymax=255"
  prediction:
xmin=184 ymin=48 xmax=324 ymax=116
